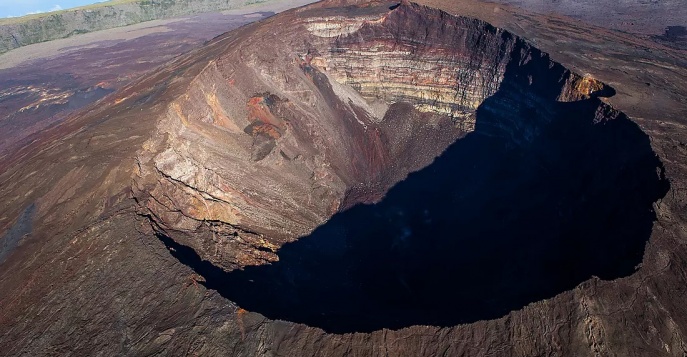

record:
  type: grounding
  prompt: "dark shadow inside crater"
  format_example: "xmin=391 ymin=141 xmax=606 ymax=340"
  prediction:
xmin=157 ymin=55 xmax=670 ymax=333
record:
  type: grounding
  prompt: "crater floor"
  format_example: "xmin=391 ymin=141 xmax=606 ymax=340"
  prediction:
xmin=159 ymin=79 xmax=668 ymax=333
xmin=144 ymin=1 xmax=669 ymax=333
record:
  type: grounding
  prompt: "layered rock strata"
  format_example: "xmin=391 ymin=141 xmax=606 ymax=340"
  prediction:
xmin=132 ymin=1 xmax=620 ymax=273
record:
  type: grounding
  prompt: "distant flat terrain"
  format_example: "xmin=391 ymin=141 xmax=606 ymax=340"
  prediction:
xmin=0 ymin=0 xmax=315 ymax=157
xmin=0 ymin=0 xmax=306 ymax=54
xmin=485 ymin=0 xmax=686 ymax=34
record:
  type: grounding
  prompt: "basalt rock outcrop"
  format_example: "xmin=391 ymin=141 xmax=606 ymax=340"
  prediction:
xmin=0 ymin=0 xmax=682 ymax=355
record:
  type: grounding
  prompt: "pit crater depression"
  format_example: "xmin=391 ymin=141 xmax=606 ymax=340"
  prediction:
xmin=154 ymin=2 xmax=669 ymax=334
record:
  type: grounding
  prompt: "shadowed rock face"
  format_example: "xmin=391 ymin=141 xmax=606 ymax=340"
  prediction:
xmin=157 ymin=55 xmax=668 ymax=334
xmin=130 ymin=1 xmax=669 ymax=333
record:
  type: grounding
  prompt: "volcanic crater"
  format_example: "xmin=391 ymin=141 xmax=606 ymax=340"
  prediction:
xmin=135 ymin=1 xmax=670 ymax=334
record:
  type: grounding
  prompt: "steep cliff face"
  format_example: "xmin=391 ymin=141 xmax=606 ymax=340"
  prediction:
xmin=303 ymin=3 xmax=606 ymax=131
xmin=132 ymin=1 xmax=620 ymax=272
xmin=0 ymin=0 xmax=273 ymax=54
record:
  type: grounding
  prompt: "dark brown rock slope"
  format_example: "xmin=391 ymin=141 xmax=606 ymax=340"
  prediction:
xmin=0 ymin=0 xmax=685 ymax=356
